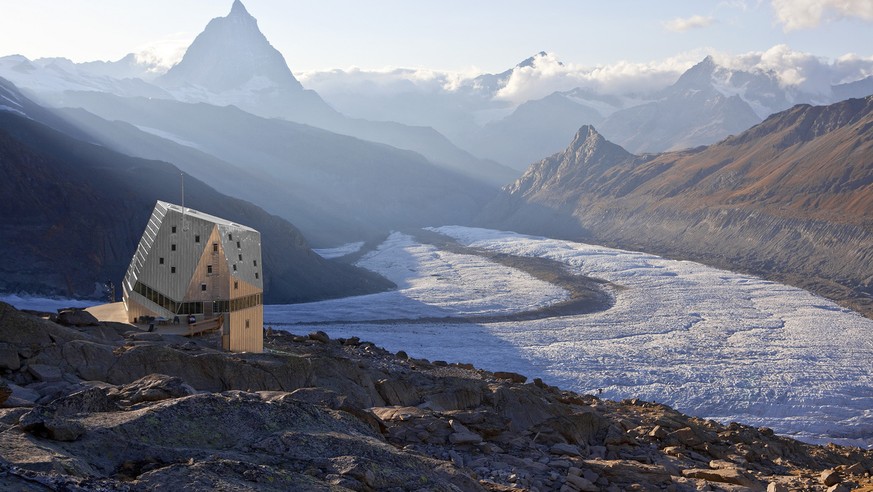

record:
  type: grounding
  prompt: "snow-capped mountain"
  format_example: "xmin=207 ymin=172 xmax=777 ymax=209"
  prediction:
xmin=156 ymin=0 xmax=334 ymax=121
xmin=597 ymin=56 xmax=763 ymax=153
xmin=0 ymin=54 xmax=169 ymax=101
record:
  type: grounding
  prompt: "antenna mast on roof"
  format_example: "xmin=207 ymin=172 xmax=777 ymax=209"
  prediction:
xmin=181 ymin=172 xmax=189 ymax=231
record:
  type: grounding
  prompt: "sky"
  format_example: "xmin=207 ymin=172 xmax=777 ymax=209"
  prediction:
xmin=1 ymin=0 xmax=872 ymax=74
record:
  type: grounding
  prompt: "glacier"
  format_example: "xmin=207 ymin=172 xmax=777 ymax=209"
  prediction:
xmin=266 ymin=227 xmax=873 ymax=448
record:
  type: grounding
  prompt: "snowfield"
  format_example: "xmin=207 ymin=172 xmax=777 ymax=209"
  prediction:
xmin=267 ymin=227 xmax=873 ymax=448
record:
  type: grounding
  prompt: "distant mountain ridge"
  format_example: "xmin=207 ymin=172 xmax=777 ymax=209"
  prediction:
xmin=0 ymin=79 xmax=392 ymax=302
xmin=482 ymin=96 xmax=873 ymax=317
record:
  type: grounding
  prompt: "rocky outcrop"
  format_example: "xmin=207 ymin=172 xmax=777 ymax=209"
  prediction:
xmin=1 ymin=303 xmax=872 ymax=490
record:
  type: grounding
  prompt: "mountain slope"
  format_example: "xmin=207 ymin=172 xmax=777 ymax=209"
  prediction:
xmin=0 ymin=106 xmax=392 ymax=302
xmin=33 ymin=90 xmax=495 ymax=246
xmin=483 ymin=96 xmax=873 ymax=317
xmin=153 ymin=1 xmax=513 ymax=186
xmin=463 ymin=93 xmax=605 ymax=171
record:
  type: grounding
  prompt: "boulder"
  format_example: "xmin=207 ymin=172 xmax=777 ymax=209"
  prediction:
xmin=0 ymin=344 xmax=20 ymax=371
xmin=27 ymin=364 xmax=63 ymax=382
xmin=648 ymin=425 xmax=668 ymax=439
xmin=565 ymin=473 xmax=598 ymax=491
xmin=57 ymin=308 xmax=98 ymax=327
xmin=821 ymin=469 xmax=841 ymax=486
xmin=448 ymin=419 xmax=482 ymax=445
xmin=682 ymin=468 xmax=762 ymax=488
xmin=767 ymin=483 xmax=789 ymax=492
xmin=19 ymin=408 xmax=85 ymax=442
xmin=551 ymin=443 xmax=583 ymax=457
xmin=286 ymin=387 xmax=346 ymax=409
xmin=0 ymin=380 xmax=11 ymax=405
xmin=376 ymin=378 xmax=419 ymax=406
xmin=493 ymin=371 xmax=527 ymax=384
xmin=110 ymin=374 xmax=196 ymax=405
xmin=671 ymin=426 xmax=704 ymax=447
xmin=308 ymin=331 xmax=330 ymax=343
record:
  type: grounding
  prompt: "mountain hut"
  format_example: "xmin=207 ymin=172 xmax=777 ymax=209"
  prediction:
xmin=122 ymin=201 xmax=264 ymax=353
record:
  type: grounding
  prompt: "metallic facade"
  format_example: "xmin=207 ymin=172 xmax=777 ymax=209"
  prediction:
xmin=123 ymin=201 xmax=264 ymax=353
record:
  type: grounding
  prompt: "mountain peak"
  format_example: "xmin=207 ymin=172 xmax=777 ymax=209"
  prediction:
xmin=229 ymin=0 xmax=250 ymax=17
xmin=158 ymin=0 xmax=302 ymax=93
xmin=671 ymin=55 xmax=718 ymax=92
xmin=569 ymin=125 xmax=605 ymax=150
xmin=517 ymin=51 xmax=560 ymax=69
xmin=566 ymin=124 xmax=633 ymax=165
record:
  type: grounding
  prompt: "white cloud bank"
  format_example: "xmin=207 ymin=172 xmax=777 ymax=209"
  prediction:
xmin=771 ymin=0 xmax=873 ymax=30
xmin=664 ymin=15 xmax=716 ymax=32
xmin=300 ymin=46 xmax=873 ymax=107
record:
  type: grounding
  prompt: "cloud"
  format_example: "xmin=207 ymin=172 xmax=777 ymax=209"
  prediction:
xmin=134 ymin=33 xmax=194 ymax=72
xmin=664 ymin=15 xmax=716 ymax=32
xmin=491 ymin=51 xmax=705 ymax=104
xmin=299 ymin=47 xmax=873 ymax=109
xmin=771 ymin=0 xmax=873 ymax=30
xmin=715 ymin=44 xmax=873 ymax=94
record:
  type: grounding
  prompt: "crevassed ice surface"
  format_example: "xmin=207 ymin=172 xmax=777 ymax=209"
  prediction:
xmin=270 ymin=232 xmax=568 ymax=322
xmin=267 ymin=227 xmax=873 ymax=448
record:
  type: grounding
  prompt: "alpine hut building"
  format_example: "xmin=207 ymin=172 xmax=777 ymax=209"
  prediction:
xmin=123 ymin=201 xmax=264 ymax=353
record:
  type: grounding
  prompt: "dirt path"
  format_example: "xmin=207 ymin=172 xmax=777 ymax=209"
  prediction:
xmin=277 ymin=229 xmax=615 ymax=326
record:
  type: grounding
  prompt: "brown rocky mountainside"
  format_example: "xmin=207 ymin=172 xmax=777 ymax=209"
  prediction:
xmin=1 ymin=302 xmax=872 ymax=491
xmin=482 ymin=96 xmax=873 ymax=317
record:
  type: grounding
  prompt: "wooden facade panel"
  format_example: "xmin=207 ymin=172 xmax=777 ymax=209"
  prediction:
xmin=229 ymin=306 xmax=263 ymax=353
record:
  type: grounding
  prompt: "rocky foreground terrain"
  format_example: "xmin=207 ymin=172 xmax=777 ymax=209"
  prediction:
xmin=1 ymin=301 xmax=872 ymax=491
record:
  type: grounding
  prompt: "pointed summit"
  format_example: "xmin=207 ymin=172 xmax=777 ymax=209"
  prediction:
xmin=158 ymin=1 xmax=302 ymax=92
xmin=672 ymin=55 xmax=718 ymax=92
xmin=567 ymin=125 xmax=632 ymax=166
xmin=229 ymin=0 xmax=250 ymax=17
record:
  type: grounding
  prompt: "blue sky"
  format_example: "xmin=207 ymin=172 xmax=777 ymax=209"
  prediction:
xmin=1 ymin=0 xmax=871 ymax=73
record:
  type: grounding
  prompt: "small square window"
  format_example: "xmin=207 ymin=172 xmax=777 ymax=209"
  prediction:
xmin=171 ymin=226 xmax=177 ymax=233
xmin=159 ymin=257 xmax=164 ymax=265
xmin=236 ymin=241 xmax=241 ymax=248
xmin=253 ymin=260 xmax=258 ymax=267
xmin=201 ymin=284 xmax=206 ymax=291
xmin=171 ymin=267 xmax=176 ymax=273
xmin=245 ymin=319 xmax=250 ymax=329
xmin=207 ymin=265 xmax=212 ymax=274
xmin=234 ymin=281 xmax=238 ymax=290
xmin=232 ymin=264 xmax=237 ymax=271
xmin=212 ymin=242 xmax=218 ymax=252
xmin=238 ymin=254 xmax=243 ymax=261
xmin=255 ymin=272 xmax=259 ymax=279
xmin=171 ymin=244 xmax=176 ymax=251
xmin=195 ymin=235 xmax=200 ymax=243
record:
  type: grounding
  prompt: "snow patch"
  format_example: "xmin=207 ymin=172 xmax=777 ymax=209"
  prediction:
xmin=314 ymin=241 xmax=364 ymax=259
